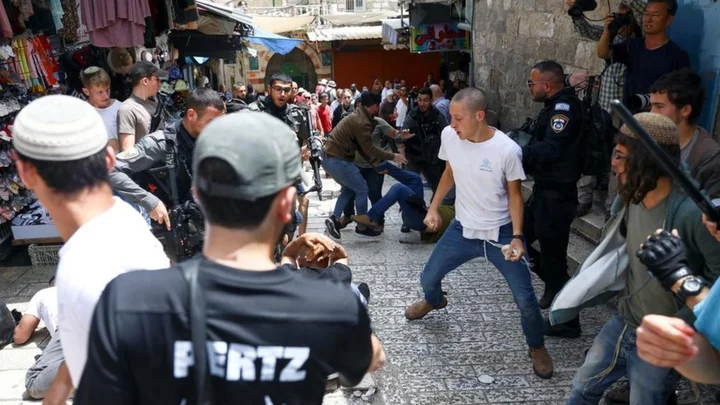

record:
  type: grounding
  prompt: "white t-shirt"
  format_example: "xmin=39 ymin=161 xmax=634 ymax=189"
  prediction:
xmin=56 ymin=198 xmax=170 ymax=387
xmin=26 ymin=287 xmax=58 ymax=337
xmin=395 ymin=98 xmax=408 ymax=127
xmin=95 ymin=100 xmax=121 ymax=140
xmin=438 ymin=126 xmax=526 ymax=241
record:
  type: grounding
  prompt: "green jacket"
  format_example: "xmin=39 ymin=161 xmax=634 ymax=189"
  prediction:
xmin=421 ymin=206 xmax=455 ymax=243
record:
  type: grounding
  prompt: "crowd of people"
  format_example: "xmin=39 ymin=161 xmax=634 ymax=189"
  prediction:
xmin=3 ymin=0 xmax=720 ymax=403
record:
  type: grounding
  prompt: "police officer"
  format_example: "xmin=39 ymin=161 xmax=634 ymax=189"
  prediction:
xmin=522 ymin=61 xmax=584 ymax=337
xmin=401 ymin=87 xmax=448 ymax=197
xmin=248 ymin=73 xmax=311 ymax=235
xmin=109 ymin=88 xmax=225 ymax=231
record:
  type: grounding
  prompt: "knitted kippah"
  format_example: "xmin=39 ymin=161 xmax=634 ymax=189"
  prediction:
xmin=619 ymin=112 xmax=679 ymax=146
xmin=13 ymin=95 xmax=108 ymax=161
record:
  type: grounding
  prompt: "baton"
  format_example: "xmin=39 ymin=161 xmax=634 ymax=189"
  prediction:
xmin=610 ymin=100 xmax=720 ymax=222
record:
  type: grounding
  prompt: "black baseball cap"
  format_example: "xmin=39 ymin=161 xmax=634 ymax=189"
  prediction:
xmin=360 ymin=91 xmax=382 ymax=107
xmin=130 ymin=61 xmax=169 ymax=80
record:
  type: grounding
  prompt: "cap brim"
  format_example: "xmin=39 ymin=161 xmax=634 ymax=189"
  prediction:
xmin=155 ymin=69 xmax=170 ymax=78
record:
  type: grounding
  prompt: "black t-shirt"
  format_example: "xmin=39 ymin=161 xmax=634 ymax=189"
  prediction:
xmin=612 ymin=37 xmax=691 ymax=103
xmin=74 ymin=260 xmax=373 ymax=405
xmin=292 ymin=263 xmax=352 ymax=285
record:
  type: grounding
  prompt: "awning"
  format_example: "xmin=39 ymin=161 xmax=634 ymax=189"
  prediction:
xmin=169 ymin=31 xmax=243 ymax=59
xmin=319 ymin=11 xmax=399 ymax=26
xmin=196 ymin=14 xmax=236 ymax=35
xmin=307 ymin=25 xmax=382 ymax=42
xmin=381 ymin=18 xmax=408 ymax=45
xmin=196 ymin=0 xmax=253 ymax=26
xmin=245 ymin=27 xmax=302 ymax=55
xmin=253 ymin=15 xmax=316 ymax=34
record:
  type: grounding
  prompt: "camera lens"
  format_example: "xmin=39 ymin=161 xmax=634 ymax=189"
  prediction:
xmin=627 ymin=94 xmax=651 ymax=112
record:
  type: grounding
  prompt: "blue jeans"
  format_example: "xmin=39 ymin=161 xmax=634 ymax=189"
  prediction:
xmin=322 ymin=155 xmax=369 ymax=217
xmin=376 ymin=161 xmax=424 ymax=197
xmin=567 ymin=314 xmax=680 ymax=405
xmin=420 ymin=220 xmax=545 ymax=348
xmin=367 ymin=183 xmax=426 ymax=231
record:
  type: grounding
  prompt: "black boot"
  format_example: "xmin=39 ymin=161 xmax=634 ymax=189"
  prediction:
xmin=544 ymin=317 xmax=581 ymax=339
xmin=538 ymin=286 xmax=556 ymax=310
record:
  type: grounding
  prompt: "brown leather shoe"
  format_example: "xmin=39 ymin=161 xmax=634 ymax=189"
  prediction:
xmin=529 ymin=346 xmax=553 ymax=379
xmin=351 ymin=215 xmax=382 ymax=231
xmin=405 ymin=296 xmax=448 ymax=320
xmin=338 ymin=216 xmax=353 ymax=230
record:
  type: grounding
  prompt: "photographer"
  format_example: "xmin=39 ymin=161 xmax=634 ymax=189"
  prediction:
xmin=649 ymin=68 xmax=720 ymax=198
xmin=597 ymin=0 xmax=690 ymax=111
xmin=109 ymin=89 xmax=225 ymax=231
xmin=635 ymin=229 xmax=720 ymax=384
xmin=568 ymin=0 xmax=641 ymax=114
xmin=73 ymin=113 xmax=384 ymax=404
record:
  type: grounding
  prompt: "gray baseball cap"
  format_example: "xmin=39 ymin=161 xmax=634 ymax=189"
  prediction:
xmin=193 ymin=113 xmax=301 ymax=200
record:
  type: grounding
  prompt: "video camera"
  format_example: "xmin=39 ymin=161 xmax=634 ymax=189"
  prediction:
xmin=607 ymin=12 xmax=633 ymax=39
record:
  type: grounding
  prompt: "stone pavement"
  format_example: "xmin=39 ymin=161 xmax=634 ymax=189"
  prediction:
xmin=0 ymin=173 xmax=717 ymax=404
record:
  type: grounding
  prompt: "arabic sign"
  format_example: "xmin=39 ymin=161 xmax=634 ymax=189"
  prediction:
xmin=410 ymin=22 xmax=470 ymax=53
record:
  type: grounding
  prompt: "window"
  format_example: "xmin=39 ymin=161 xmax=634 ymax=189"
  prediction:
xmin=345 ymin=0 xmax=365 ymax=12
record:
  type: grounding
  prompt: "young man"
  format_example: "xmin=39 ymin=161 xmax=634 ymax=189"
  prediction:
xmin=395 ymin=85 xmax=409 ymax=128
xmin=650 ymin=68 xmax=720 ymax=197
xmin=12 ymin=95 xmax=170 ymax=403
xmin=80 ymin=67 xmax=120 ymax=153
xmin=317 ymin=92 xmax=333 ymax=134
xmin=73 ymin=113 xmax=385 ymax=404
xmin=401 ymin=87 xmax=448 ymax=196
xmin=404 ymin=88 xmax=553 ymax=379
xmin=597 ymin=0 xmax=690 ymax=110
xmin=118 ymin=62 xmax=168 ymax=151
xmin=322 ymin=92 xmax=407 ymax=238
xmin=110 ymin=89 xmax=225 ymax=231
xmin=14 ymin=279 xmax=60 ymax=400
xmin=564 ymin=113 xmax=720 ymax=404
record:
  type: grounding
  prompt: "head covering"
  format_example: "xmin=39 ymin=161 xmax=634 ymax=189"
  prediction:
xmin=130 ymin=61 xmax=169 ymax=81
xmin=107 ymin=47 xmax=134 ymax=75
xmin=619 ymin=112 xmax=679 ymax=146
xmin=387 ymin=89 xmax=395 ymax=97
xmin=319 ymin=79 xmax=328 ymax=85
xmin=360 ymin=91 xmax=382 ymax=107
xmin=193 ymin=113 xmax=301 ymax=200
xmin=328 ymin=80 xmax=337 ymax=88
xmin=13 ymin=95 xmax=108 ymax=161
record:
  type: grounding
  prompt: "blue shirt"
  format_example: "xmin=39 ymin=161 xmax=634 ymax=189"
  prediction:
xmin=694 ymin=282 xmax=720 ymax=349
xmin=433 ymin=97 xmax=450 ymax=123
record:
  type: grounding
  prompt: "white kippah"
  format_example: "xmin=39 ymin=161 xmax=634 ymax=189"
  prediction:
xmin=13 ymin=95 xmax=108 ymax=162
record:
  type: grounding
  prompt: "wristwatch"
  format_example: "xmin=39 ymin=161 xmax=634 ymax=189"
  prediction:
xmin=512 ymin=234 xmax=523 ymax=240
xmin=675 ymin=276 xmax=707 ymax=303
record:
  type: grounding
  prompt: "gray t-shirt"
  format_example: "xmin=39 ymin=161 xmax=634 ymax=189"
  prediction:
xmin=680 ymin=127 xmax=700 ymax=164
xmin=618 ymin=199 xmax=677 ymax=326
xmin=354 ymin=117 xmax=395 ymax=168
xmin=118 ymin=95 xmax=157 ymax=142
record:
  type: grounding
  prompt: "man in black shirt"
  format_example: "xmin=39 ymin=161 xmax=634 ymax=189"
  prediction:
xmin=597 ymin=0 xmax=690 ymax=110
xmin=74 ymin=113 xmax=384 ymax=405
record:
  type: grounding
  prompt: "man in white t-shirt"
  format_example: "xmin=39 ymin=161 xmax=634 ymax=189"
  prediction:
xmin=395 ymin=85 xmax=409 ymax=128
xmin=404 ymin=88 xmax=553 ymax=379
xmin=12 ymin=95 xmax=170 ymax=404
xmin=13 ymin=280 xmax=61 ymax=400
xmin=80 ymin=67 xmax=121 ymax=153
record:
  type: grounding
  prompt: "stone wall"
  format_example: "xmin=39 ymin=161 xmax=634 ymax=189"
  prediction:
xmin=472 ymin=0 xmax=617 ymax=130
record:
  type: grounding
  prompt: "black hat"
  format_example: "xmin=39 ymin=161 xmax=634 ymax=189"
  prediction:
xmin=360 ymin=91 xmax=382 ymax=107
xmin=130 ymin=61 xmax=169 ymax=80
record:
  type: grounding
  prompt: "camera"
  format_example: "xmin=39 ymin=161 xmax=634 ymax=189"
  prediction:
xmin=627 ymin=94 xmax=651 ymax=112
xmin=608 ymin=12 xmax=633 ymax=39
xmin=568 ymin=0 xmax=598 ymax=17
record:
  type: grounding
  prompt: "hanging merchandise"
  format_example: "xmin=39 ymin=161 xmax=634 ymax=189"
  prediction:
xmin=174 ymin=0 xmax=198 ymax=30
xmin=0 ymin=2 xmax=13 ymax=38
xmin=8 ymin=35 xmax=59 ymax=92
xmin=11 ymin=0 xmax=34 ymax=28
xmin=107 ymin=47 xmax=134 ymax=75
xmin=57 ymin=0 xmax=78 ymax=42
xmin=79 ymin=0 xmax=151 ymax=48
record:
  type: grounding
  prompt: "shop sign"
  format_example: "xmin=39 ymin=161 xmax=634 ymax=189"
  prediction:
xmin=409 ymin=22 xmax=469 ymax=53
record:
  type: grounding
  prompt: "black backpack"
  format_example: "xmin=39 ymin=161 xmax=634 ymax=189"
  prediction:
xmin=578 ymin=80 xmax=616 ymax=180
xmin=0 ymin=302 xmax=14 ymax=349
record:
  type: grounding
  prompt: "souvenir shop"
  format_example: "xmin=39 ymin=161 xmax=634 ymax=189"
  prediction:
xmin=0 ymin=0 xmax=222 ymax=263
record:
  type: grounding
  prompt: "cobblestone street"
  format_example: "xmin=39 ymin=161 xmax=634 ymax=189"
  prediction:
xmin=0 ymin=175 xmax=718 ymax=404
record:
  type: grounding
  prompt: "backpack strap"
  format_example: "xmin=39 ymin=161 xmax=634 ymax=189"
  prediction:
xmin=178 ymin=259 xmax=213 ymax=405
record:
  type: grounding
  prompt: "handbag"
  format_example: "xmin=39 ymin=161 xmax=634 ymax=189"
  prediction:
xmin=179 ymin=259 xmax=214 ymax=405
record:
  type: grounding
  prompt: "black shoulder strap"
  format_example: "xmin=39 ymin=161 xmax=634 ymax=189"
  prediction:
xmin=179 ymin=260 xmax=213 ymax=405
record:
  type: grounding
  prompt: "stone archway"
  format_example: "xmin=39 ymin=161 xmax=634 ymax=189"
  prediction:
xmin=265 ymin=48 xmax=318 ymax=90
xmin=248 ymin=42 xmax=331 ymax=92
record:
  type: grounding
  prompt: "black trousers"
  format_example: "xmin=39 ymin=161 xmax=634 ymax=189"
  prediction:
xmin=523 ymin=187 xmax=577 ymax=293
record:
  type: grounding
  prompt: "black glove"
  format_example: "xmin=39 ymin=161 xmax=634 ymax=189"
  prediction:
xmin=636 ymin=230 xmax=693 ymax=290
xmin=11 ymin=309 xmax=22 ymax=324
